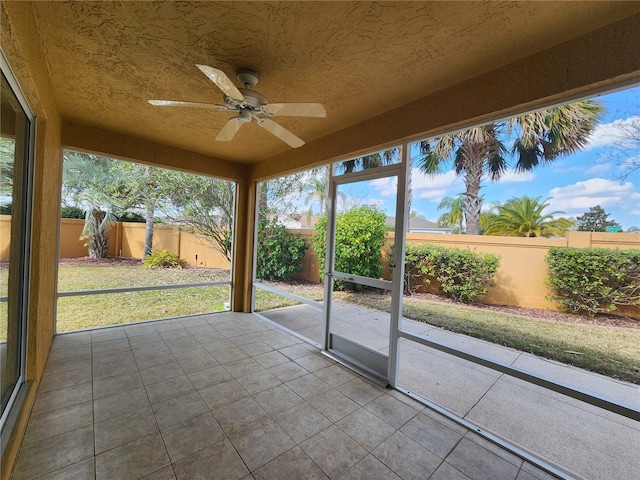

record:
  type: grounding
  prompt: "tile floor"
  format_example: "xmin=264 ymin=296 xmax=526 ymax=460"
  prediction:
xmin=11 ymin=312 xmax=557 ymax=480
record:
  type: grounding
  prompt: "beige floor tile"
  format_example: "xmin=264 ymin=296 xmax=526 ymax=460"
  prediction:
xmin=23 ymin=401 xmax=93 ymax=445
xmin=337 ymin=378 xmax=384 ymax=406
xmin=92 ymin=371 xmax=143 ymax=399
xmin=34 ymin=456 xmax=95 ymax=480
xmin=198 ymin=379 xmax=250 ymax=409
xmin=254 ymin=350 xmax=289 ymax=368
xmin=253 ymin=446 xmax=329 ymax=480
xmin=430 ymin=462 xmax=473 ymax=480
xmin=140 ymin=361 xmax=185 ymax=386
xmin=161 ymin=412 xmax=225 ymax=462
xmin=253 ymin=383 xmax=304 ymax=415
xmin=308 ymin=389 xmax=360 ymax=422
xmin=213 ymin=396 xmax=270 ymax=435
xmin=268 ymin=361 xmax=309 ymax=382
xmin=172 ymin=439 xmax=249 ymax=480
xmin=145 ymin=375 xmax=195 ymax=405
xmin=140 ymin=465 xmax=177 ymax=479
xmin=286 ymin=373 xmax=332 ymax=400
xmin=94 ymin=386 xmax=150 ymax=423
xmin=176 ymin=353 xmax=220 ymax=374
xmin=39 ymin=366 xmax=92 ymax=393
xmin=229 ymin=418 xmax=296 ymax=470
xmin=338 ymin=454 xmax=401 ymax=480
xmin=94 ymin=405 xmax=158 ymax=454
xmin=364 ymin=393 xmax=419 ymax=429
xmin=31 ymin=382 xmax=92 ymax=416
xmin=12 ymin=426 xmax=94 ymax=480
xmin=273 ymin=401 xmax=332 ymax=444
xmin=336 ymin=408 xmax=396 ymax=451
xmin=372 ymin=431 xmax=441 ymax=480
xmin=152 ymin=390 xmax=208 ymax=430
xmin=301 ymin=425 xmax=368 ymax=479
xmin=95 ymin=432 xmax=170 ymax=480
xmin=236 ymin=369 xmax=282 ymax=395
xmin=400 ymin=411 xmax=463 ymax=458
xmin=188 ymin=365 xmax=233 ymax=390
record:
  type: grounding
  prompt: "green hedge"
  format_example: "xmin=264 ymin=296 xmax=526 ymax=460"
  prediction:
xmin=404 ymin=244 xmax=500 ymax=303
xmin=256 ymin=219 xmax=308 ymax=281
xmin=546 ymin=247 xmax=640 ymax=316
xmin=313 ymin=206 xmax=387 ymax=291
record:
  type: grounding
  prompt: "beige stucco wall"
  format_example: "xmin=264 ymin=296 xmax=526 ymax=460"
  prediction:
xmin=287 ymin=229 xmax=640 ymax=317
xmin=1 ymin=2 xmax=64 ymax=476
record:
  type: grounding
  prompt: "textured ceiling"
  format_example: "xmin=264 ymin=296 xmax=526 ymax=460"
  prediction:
xmin=32 ymin=1 xmax=640 ymax=164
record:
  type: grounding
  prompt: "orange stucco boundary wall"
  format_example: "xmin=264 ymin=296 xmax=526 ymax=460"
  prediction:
xmin=1 ymin=216 xmax=638 ymax=316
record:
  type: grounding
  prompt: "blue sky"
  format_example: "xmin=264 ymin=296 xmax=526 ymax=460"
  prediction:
xmin=366 ymin=85 xmax=640 ymax=230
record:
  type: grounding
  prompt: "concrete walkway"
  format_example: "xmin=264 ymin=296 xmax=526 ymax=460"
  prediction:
xmin=259 ymin=302 xmax=640 ymax=480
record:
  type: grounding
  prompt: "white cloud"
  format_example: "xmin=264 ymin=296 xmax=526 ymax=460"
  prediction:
xmin=410 ymin=169 xmax=463 ymax=201
xmin=370 ymin=177 xmax=397 ymax=197
xmin=547 ymin=178 xmax=640 ymax=215
xmin=584 ymin=163 xmax=612 ymax=175
xmin=492 ymin=170 xmax=535 ymax=183
xmin=584 ymin=115 xmax=640 ymax=151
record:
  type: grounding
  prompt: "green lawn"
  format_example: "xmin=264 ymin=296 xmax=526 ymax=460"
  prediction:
xmin=338 ymin=292 xmax=640 ymax=384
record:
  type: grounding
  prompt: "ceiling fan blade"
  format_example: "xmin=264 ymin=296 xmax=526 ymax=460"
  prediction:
xmin=148 ymin=100 xmax=227 ymax=110
xmin=262 ymin=103 xmax=326 ymax=117
xmin=258 ymin=118 xmax=305 ymax=148
xmin=216 ymin=117 xmax=243 ymax=141
xmin=196 ymin=65 xmax=245 ymax=102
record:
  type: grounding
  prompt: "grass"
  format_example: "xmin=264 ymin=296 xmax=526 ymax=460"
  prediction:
xmin=338 ymin=292 xmax=640 ymax=384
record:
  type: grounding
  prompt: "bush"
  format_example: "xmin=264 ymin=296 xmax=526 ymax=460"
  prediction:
xmin=143 ymin=249 xmax=187 ymax=269
xmin=546 ymin=247 xmax=640 ymax=316
xmin=0 ymin=203 xmax=10 ymax=215
xmin=118 ymin=211 xmax=146 ymax=223
xmin=256 ymin=219 xmax=308 ymax=281
xmin=60 ymin=205 xmax=85 ymax=219
xmin=404 ymin=244 xmax=500 ymax=303
xmin=313 ymin=206 xmax=387 ymax=291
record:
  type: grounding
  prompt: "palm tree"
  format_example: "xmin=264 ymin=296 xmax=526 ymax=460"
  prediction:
xmin=416 ymin=101 xmax=603 ymax=235
xmin=62 ymin=152 xmax=125 ymax=258
xmin=483 ymin=196 xmax=573 ymax=237
xmin=336 ymin=148 xmax=399 ymax=174
xmin=437 ymin=195 xmax=465 ymax=233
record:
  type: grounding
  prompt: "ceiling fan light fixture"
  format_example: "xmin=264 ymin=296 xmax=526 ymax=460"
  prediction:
xmin=238 ymin=109 xmax=252 ymax=122
xmin=236 ymin=69 xmax=259 ymax=88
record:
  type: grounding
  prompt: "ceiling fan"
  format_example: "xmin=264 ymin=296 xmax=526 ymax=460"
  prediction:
xmin=148 ymin=65 xmax=326 ymax=148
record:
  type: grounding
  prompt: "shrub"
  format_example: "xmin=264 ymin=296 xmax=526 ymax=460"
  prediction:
xmin=546 ymin=247 xmax=640 ymax=316
xmin=118 ymin=211 xmax=146 ymax=223
xmin=313 ymin=205 xmax=387 ymax=291
xmin=60 ymin=205 xmax=85 ymax=219
xmin=0 ymin=203 xmax=10 ymax=215
xmin=404 ymin=244 xmax=500 ymax=303
xmin=143 ymin=249 xmax=187 ymax=269
xmin=256 ymin=219 xmax=308 ymax=281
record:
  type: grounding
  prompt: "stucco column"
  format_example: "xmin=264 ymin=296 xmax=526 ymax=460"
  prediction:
xmin=231 ymin=177 xmax=256 ymax=312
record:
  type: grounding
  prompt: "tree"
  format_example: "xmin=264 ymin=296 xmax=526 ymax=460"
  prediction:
xmin=600 ymin=113 xmax=639 ymax=182
xmin=483 ymin=196 xmax=573 ymax=237
xmin=437 ymin=196 xmax=465 ymax=233
xmin=114 ymin=162 xmax=163 ymax=260
xmin=62 ymin=152 xmax=127 ymax=258
xmin=158 ymin=171 xmax=236 ymax=262
xmin=575 ymin=205 xmax=621 ymax=232
xmin=416 ymin=101 xmax=603 ymax=235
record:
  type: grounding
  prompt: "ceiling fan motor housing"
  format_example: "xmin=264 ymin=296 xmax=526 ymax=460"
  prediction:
xmin=225 ymin=89 xmax=267 ymax=110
